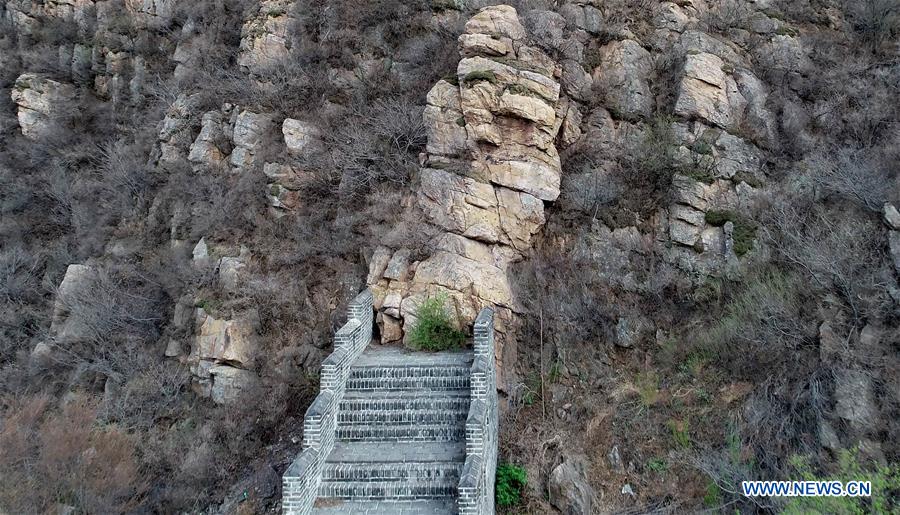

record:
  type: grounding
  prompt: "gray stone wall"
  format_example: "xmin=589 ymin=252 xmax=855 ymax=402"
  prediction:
xmin=458 ymin=308 xmax=498 ymax=515
xmin=282 ymin=290 xmax=374 ymax=515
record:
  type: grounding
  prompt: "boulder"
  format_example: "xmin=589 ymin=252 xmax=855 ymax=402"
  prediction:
xmin=50 ymin=264 xmax=97 ymax=344
xmin=549 ymin=456 xmax=595 ymax=515
xmin=592 ymin=40 xmax=653 ymax=119
xmin=496 ymin=187 xmax=546 ymax=251
xmin=670 ymin=218 xmax=701 ymax=246
xmin=157 ymin=94 xmax=200 ymax=163
xmin=560 ymin=59 xmax=593 ymax=102
xmin=11 ymin=74 xmax=77 ymax=139
xmin=412 ymin=251 xmax=513 ymax=308
xmin=230 ymin=110 xmax=273 ymax=169
xmin=381 ymin=315 xmax=403 ymax=343
xmin=192 ymin=237 xmax=209 ymax=265
xmin=164 ymin=339 xmax=183 ymax=358
xmin=417 ymin=168 xmax=502 ymax=243
xmin=384 ymin=249 xmax=412 ymax=281
xmin=423 ymin=80 xmax=469 ymax=157
xmin=559 ymin=3 xmax=603 ymax=34
xmin=382 ymin=292 xmax=402 ymax=318
xmin=674 ymin=52 xmax=741 ymax=130
xmin=834 ymin=369 xmax=877 ymax=432
xmin=463 ymin=4 xmax=526 ymax=41
xmin=282 ymin=118 xmax=320 ymax=155
xmin=209 ymin=365 xmax=258 ymax=404
xmin=367 ymin=247 xmax=393 ymax=285
xmin=237 ymin=1 xmax=293 ymax=72
xmin=188 ymin=110 xmax=228 ymax=167
xmin=890 ymin=231 xmax=900 ymax=274
xmin=30 ymin=342 xmax=54 ymax=368
xmin=218 ymin=253 xmax=248 ymax=291
xmin=191 ymin=309 xmax=260 ymax=373
xmin=884 ymin=203 xmax=900 ymax=230
xmin=558 ymin=100 xmax=583 ymax=148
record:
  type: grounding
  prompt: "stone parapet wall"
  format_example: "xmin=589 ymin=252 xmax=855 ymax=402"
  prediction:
xmin=458 ymin=308 xmax=498 ymax=515
xmin=282 ymin=290 xmax=374 ymax=515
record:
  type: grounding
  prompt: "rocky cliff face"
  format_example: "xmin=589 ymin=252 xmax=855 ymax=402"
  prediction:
xmin=366 ymin=6 xmax=577 ymax=383
xmin=3 ymin=0 xmax=898 ymax=512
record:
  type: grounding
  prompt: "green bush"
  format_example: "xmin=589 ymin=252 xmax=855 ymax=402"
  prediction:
xmin=704 ymin=209 xmax=758 ymax=256
xmin=407 ymin=294 xmax=466 ymax=351
xmin=496 ymin=463 xmax=528 ymax=507
xmin=463 ymin=70 xmax=497 ymax=85
xmin=785 ymin=449 xmax=900 ymax=514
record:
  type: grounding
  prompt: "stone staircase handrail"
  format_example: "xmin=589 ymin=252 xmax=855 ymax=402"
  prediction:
xmin=282 ymin=289 xmax=374 ymax=515
xmin=458 ymin=307 xmax=498 ymax=515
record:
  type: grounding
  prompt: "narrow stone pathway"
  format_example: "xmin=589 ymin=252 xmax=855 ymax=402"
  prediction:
xmin=311 ymin=345 xmax=473 ymax=514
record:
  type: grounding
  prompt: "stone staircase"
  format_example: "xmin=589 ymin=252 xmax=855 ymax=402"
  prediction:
xmin=282 ymin=293 xmax=496 ymax=515
xmin=312 ymin=346 xmax=473 ymax=514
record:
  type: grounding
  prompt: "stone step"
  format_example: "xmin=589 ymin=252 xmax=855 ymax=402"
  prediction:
xmin=338 ymin=391 xmax=471 ymax=424
xmin=321 ymin=461 xmax=463 ymax=483
xmin=352 ymin=345 xmax=473 ymax=368
xmin=312 ymin=499 xmax=458 ymax=515
xmin=346 ymin=365 xmax=471 ymax=391
xmin=338 ymin=408 xmax=468 ymax=426
xmin=326 ymin=441 xmax=466 ymax=463
xmin=335 ymin=422 xmax=465 ymax=442
xmin=317 ymin=477 xmax=458 ymax=500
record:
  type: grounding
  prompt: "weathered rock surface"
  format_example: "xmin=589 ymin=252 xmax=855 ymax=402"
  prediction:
xmin=188 ymin=308 xmax=261 ymax=403
xmin=157 ymin=94 xmax=200 ymax=164
xmin=367 ymin=5 xmax=565 ymax=363
xmin=673 ymin=35 xmax=776 ymax=149
xmin=11 ymin=73 xmax=77 ymax=139
xmin=49 ymin=264 xmax=97 ymax=344
xmin=237 ymin=0 xmax=294 ymax=72
xmin=191 ymin=308 xmax=259 ymax=367
xmin=884 ymin=203 xmax=900 ymax=230
xmin=592 ymin=40 xmax=653 ymax=119
xmin=282 ymin=118 xmax=320 ymax=155
xmin=209 ymin=365 xmax=258 ymax=404
xmin=188 ymin=109 xmax=231 ymax=167
xmin=834 ymin=369 xmax=877 ymax=432
xmin=549 ymin=455 xmax=595 ymax=515
xmin=230 ymin=109 xmax=273 ymax=169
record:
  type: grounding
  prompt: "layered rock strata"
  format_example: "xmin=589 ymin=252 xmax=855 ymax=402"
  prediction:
xmin=367 ymin=5 xmax=571 ymax=383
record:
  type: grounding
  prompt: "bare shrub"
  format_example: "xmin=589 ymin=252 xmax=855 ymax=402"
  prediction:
xmin=311 ymin=98 xmax=426 ymax=197
xmin=561 ymin=168 xmax=623 ymax=221
xmin=99 ymin=356 xmax=190 ymax=431
xmin=0 ymin=394 xmax=146 ymax=513
xmin=94 ymin=139 xmax=157 ymax=216
xmin=762 ymin=201 xmax=889 ymax=320
xmin=740 ymin=367 xmax=832 ymax=474
xmin=50 ymin=264 xmax=165 ymax=378
xmin=512 ymin=246 xmax=613 ymax=364
xmin=808 ymin=147 xmax=895 ymax=212
xmin=0 ymin=246 xmax=37 ymax=304
xmin=700 ymin=0 xmax=753 ymax=34
xmin=596 ymin=0 xmax=661 ymax=42
xmin=698 ymin=270 xmax=812 ymax=376
xmin=843 ymin=0 xmax=900 ymax=54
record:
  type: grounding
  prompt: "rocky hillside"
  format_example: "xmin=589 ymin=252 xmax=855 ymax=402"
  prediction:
xmin=0 ymin=0 xmax=898 ymax=513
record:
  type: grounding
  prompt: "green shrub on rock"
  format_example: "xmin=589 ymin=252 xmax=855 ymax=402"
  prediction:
xmin=407 ymin=294 xmax=466 ymax=351
xmin=496 ymin=463 xmax=528 ymax=507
